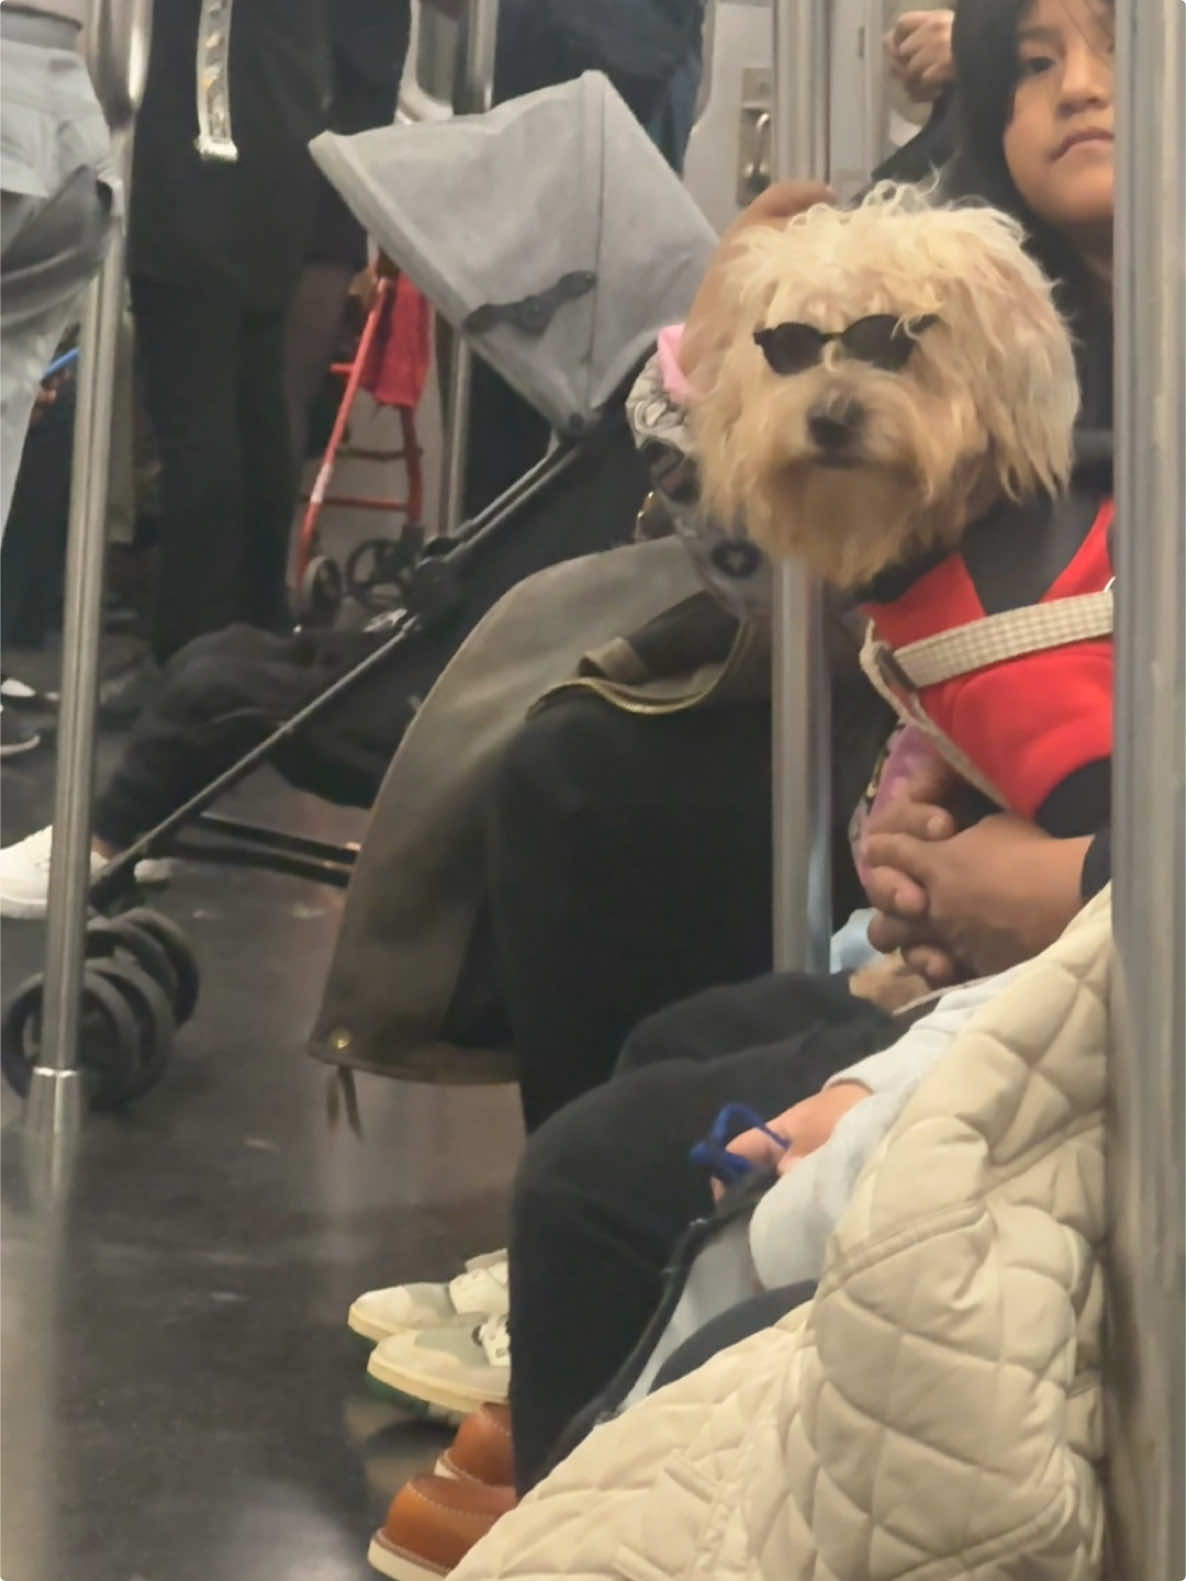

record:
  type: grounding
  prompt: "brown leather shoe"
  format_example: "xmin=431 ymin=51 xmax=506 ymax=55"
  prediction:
xmin=436 ymin=1402 xmax=514 ymax=1487
xmin=367 ymin=1473 xmax=518 ymax=1580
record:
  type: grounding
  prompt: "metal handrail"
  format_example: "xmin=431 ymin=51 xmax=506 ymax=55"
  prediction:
xmin=436 ymin=0 xmax=499 ymax=536
xmin=1105 ymin=0 xmax=1185 ymax=1571
xmin=28 ymin=0 xmax=154 ymax=1137
xmin=769 ymin=0 xmax=833 ymax=972
xmin=84 ymin=0 xmax=151 ymax=128
xmin=397 ymin=4 xmax=500 ymax=534
xmin=860 ymin=0 xmax=887 ymax=177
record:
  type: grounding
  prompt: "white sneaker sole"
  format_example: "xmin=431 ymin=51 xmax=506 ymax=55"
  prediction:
xmin=367 ymin=1347 xmax=509 ymax=1418
xmin=367 ymin=1531 xmax=447 ymax=1581
xmin=0 ymin=737 xmax=41 ymax=760
xmin=348 ymin=1299 xmax=410 ymax=1346
xmin=0 ymin=890 xmax=49 ymax=920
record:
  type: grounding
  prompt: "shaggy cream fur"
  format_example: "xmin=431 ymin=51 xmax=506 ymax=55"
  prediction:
xmin=691 ymin=183 xmax=1080 ymax=588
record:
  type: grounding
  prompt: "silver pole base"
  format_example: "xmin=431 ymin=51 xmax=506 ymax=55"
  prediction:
xmin=24 ymin=1066 xmax=86 ymax=1139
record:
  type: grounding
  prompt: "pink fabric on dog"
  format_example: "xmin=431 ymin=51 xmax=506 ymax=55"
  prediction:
xmin=656 ymin=322 xmax=692 ymax=405
xmin=852 ymin=726 xmax=945 ymax=886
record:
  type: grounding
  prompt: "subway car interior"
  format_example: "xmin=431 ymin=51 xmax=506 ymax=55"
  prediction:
xmin=0 ymin=2 xmax=1182 ymax=1579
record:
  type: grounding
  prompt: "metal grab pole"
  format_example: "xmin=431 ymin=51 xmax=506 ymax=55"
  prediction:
xmin=770 ymin=0 xmax=833 ymax=972
xmin=437 ymin=0 xmax=499 ymax=536
xmin=25 ymin=0 xmax=153 ymax=1137
xmin=861 ymin=0 xmax=887 ymax=180
xmin=1105 ymin=0 xmax=1185 ymax=1572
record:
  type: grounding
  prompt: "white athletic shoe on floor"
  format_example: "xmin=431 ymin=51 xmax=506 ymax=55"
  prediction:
xmin=367 ymin=1313 xmax=511 ymax=1419
xmin=0 ymin=825 xmax=172 ymax=920
xmin=0 ymin=826 xmax=106 ymax=918
xmin=348 ymin=1252 xmax=508 ymax=1346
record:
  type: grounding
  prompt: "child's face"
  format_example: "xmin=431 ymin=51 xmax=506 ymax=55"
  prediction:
xmin=1003 ymin=0 xmax=1115 ymax=243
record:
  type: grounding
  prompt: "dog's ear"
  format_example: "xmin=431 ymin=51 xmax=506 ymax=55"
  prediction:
xmin=686 ymin=228 xmax=793 ymax=538
xmin=934 ymin=206 xmax=1079 ymax=498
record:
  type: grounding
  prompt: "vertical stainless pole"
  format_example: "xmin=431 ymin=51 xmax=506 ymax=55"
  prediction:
xmin=438 ymin=0 xmax=500 ymax=536
xmin=1106 ymin=0 xmax=1185 ymax=1573
xmin=861 ymin=0 xmax=887 ymax=179
xmin=26 ymin=0 xmax=152 ymax=1136
xmin=770 ymin=0 xmax=833 ymax=972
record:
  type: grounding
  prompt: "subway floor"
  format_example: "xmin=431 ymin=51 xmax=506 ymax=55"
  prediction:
xmin=1 ymin=735 xmax=523 ymax=1581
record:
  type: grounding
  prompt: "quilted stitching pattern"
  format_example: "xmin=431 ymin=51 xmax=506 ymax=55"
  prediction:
xmin=452 ymin=894 xmax=1111 ymax=1581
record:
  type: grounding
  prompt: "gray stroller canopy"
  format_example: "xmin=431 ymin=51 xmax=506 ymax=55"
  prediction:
xmin=310 ymin=72 xmax=717 ymax=435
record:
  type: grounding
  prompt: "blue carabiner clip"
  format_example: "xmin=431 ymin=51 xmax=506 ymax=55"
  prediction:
xmin=688 ymin=1102 xmax=789 ymax=1188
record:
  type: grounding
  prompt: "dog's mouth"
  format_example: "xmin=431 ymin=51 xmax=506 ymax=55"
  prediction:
xmin=811 ymin=453 xmax=864 ymax=471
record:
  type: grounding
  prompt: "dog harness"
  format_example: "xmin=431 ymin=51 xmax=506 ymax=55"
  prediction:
xmin=858 ymin=493 xmax=1114 ymax=829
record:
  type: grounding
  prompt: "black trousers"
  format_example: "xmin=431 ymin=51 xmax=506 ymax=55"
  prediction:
xmin=508 ymin=972 xmax=894 ymax=1492
xmin=480 ymin=673 xmax=895 ymax=1133
xmin=131 ymin=275 xmax=294 ymax=663
xmin=484 ymin=695 xmax=778 ymax=1132
xmin=91 ymin=625 xmax=337 ymax=852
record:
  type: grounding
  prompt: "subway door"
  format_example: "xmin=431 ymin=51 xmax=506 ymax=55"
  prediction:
xmin=682 ymin=0 xmax=775 ymax=233
xmin=682 ymin=0 xmax=887 ymax=232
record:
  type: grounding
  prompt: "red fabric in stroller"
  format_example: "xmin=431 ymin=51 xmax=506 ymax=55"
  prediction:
xmin=357 ymin=272 xmax=432 ymax=411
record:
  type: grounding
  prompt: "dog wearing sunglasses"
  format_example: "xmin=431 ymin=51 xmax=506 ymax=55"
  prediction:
xmin=691 ymin=184 xmax=1115 ymax=1002
xmin=691 ymin=182 xmax=1080 ymax=589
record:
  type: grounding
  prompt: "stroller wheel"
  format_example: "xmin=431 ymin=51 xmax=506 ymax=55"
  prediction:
xmin=86 ymin=915 xmax=181 ymax=1010
xmin=86 ymin=959 xmax=174 ymax=1100
xmin=1 ymin=968 xmax=142 ymax=1109
xmin=344 ymin=532 xmax=422 ymax=612
xmin=298 ymin=555 xmax=343 ymax=627
xmin=114 ymin=908 xmax=201 ymax=1026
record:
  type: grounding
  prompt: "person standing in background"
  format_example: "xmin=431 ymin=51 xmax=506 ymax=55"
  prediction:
xmin=127 ymin=0 xmax=331 ymax=665
xmin=0 ymin=0 xmax=111 ymax=756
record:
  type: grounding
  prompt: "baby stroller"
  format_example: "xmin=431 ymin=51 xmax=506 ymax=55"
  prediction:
xmin=1 ymin=71 xmax=717 ymax=1110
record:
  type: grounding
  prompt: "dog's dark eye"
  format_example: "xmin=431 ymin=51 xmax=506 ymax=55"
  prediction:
xmin=754 ymin=322 xmax=829 ymax=376
xmin=841 ymin=314 xmax=937 ymax=371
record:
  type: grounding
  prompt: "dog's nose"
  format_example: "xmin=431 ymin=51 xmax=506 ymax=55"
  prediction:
xmin=807 ymin=401 xmax=864 ymax=451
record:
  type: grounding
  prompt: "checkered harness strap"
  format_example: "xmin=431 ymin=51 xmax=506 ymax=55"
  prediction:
xmin=860 ymin=586 xmax=1114 ymax=808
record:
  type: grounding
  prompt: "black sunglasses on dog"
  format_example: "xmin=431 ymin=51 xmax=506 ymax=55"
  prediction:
xmin=753 ymin=313 xmax=939 ymax=376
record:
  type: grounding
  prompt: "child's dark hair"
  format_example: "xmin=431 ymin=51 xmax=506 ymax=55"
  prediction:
xmin=943 ymin=0 xmax=1114 ymax=328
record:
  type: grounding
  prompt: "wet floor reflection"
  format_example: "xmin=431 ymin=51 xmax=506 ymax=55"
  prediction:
xmin=2 ymin=759 xmax=522 ymax=1581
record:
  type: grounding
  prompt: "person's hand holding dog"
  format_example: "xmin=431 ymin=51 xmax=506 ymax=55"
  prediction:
xmin=885 ymin=10 xmax=955 ymax=104
xmin=865 ymin=804 xmax=1093 ymax=985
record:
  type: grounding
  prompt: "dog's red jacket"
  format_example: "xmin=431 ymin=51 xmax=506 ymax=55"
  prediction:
xmin=860 ymin=494 xmax=1114 ymax=832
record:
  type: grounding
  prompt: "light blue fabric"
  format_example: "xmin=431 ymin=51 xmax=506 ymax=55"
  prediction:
xmin=749 ymin=965 xmax=1026 ymax=1293
xmin=829 ymin=909 xmax=879 ymax=974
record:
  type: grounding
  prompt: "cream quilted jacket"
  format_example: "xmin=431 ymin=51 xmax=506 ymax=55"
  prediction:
xmin=455 ymin=891 xmax=1112 ymax=1581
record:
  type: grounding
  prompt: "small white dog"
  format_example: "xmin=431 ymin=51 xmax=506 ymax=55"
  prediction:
xmin=691 ymin=184 xmax=1115 ymax=1006
xmin=691 ymin=182 xmax=1080 ymax=590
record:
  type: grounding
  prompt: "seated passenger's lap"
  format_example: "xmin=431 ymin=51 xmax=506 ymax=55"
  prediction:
xmin=508 ymin=970 xmax=895 ymax=1491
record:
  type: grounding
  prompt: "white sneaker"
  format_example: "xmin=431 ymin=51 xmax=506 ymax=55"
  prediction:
xmin=348 ymin=1253 xmax=508 ymax=1346
xmin=367 ymin=1313 xmax=510 ymax=1418
xmin=0 ymin=827 xmax=106 ymax=919
xmin=0 ymin=826 xmax=174 ymax=919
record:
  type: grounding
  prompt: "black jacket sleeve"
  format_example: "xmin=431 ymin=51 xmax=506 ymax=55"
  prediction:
xmin=1081 ymin=825 xmax=1111 ymax=900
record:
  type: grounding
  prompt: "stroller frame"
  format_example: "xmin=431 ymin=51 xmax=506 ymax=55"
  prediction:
xmin=87 ymin=439 xmax=587 ymax=909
